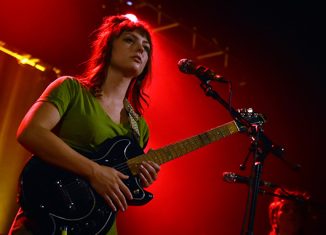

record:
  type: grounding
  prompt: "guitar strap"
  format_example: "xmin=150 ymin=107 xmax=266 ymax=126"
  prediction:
xmin=123 ymin=99 xmax=140 ymax=143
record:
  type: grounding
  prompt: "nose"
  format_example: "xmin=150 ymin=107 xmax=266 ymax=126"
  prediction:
xmin=135 ymin=42 xmax=145 ymax=53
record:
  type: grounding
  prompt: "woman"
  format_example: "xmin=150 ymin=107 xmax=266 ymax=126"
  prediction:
xmin=10 ymin=14 xmax=160 ymax=235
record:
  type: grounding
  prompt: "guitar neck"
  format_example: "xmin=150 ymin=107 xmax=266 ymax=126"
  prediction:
xmin=127 ymin=121 xmax=239 ymax=175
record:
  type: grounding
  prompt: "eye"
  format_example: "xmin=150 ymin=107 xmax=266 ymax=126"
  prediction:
xmin=124 ymin=37 xmax=134 ymax=43
xmin=143 ymin=45 xmax=151 ymax=53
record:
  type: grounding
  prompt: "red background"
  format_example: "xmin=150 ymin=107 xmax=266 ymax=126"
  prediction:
xmin=0 ymin=0 xmax=324 ymax=234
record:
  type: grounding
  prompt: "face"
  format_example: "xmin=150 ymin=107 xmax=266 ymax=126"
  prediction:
xmin=276 ymin=201 xmax=305 ymax=234
xmin=110 ymin=29 xmax=151 ymax=78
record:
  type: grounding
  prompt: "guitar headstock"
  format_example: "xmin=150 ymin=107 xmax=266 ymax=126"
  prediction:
xmin=235 ymin=108 xmax=266 ymax=132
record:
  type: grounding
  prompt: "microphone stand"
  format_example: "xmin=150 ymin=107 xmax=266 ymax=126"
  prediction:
xmin=197 ymin=79 xmax=283 ymax=235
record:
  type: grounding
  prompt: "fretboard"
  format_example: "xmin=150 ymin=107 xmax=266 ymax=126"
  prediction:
xmin=127 ymin=121 xmax=239 ymax=175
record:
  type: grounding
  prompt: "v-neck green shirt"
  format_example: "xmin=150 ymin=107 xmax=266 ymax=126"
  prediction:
xmin=38 ymin=76 xmax=149 ymax=152
xmin=36 ymin=76 xmax=149 ymax=234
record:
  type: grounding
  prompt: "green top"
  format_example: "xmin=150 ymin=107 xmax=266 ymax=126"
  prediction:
xmin=37 ymin=76 xmax=149 ymax=235
xmin=38 ymin=76 xmax=149 ymax=151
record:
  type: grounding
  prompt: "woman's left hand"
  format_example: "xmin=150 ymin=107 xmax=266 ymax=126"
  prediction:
xmin=139 ymin=161 xmax=160 ymax=187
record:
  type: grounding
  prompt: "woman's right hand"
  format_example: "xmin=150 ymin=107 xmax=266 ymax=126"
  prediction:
xmin=88 ymin=164 xmax=133 ymax=212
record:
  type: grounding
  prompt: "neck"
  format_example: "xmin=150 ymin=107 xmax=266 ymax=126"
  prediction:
xmin=101 ymin=68 xmax=133 ymax=103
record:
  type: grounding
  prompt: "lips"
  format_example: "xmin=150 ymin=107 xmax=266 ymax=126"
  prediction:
xmin=131 ymin=55 xmax=142 ymax=63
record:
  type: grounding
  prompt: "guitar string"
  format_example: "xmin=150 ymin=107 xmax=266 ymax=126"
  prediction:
xmin=52 ymin=124 xmax=242 ymax=203
xmin=110 ymin=126 xmax=236 ymax=173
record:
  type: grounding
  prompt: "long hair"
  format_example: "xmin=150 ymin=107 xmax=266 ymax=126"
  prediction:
xmin=78 ymin=15 xmax=153 ymax=115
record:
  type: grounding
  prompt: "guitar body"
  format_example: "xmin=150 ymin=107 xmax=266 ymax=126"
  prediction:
xmin=19 ymin=136 xmax=153 ymax=235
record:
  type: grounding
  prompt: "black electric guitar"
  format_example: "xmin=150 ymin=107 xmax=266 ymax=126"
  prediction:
xmin=19 ymin=110 xmax=264 ymax=235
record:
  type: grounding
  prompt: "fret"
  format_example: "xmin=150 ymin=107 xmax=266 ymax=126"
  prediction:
xmin=158 ymin=121 xmax=238 ymax=162
xmin=208 ymin=129 xmax=220 ymax=140
xmin=166 ymin=142 xmax=177 ymax=156
xmin=151 ymin=149 xmax=166 ymax=165
xmin=180 ymin=141 xmax=191 ymax=153
xmin=150 ymin=151 xmax=160 ymax=164
xmin=220 ymin=126 xmax=227 ymax=137
xmin=198 ymin=132 xmax=210 ymax=145
xmin=207 ymin=129 xmax=220 ymax=141
xmin=127 ymin=121 xmax=240 ymax=175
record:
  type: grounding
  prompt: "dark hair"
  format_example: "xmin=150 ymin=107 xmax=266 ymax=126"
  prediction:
xmin=268 ymin=188 xmax=310 ymax=235
xmin=78 ymin=14 xmax=153 ymax=114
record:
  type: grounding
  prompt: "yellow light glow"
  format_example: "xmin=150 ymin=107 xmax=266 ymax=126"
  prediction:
xmin=0 ymin=44 xmax=53 ymax=73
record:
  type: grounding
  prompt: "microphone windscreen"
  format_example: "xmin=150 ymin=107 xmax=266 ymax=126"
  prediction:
xmin=222 ymin=172 xmax=236 ymax=183
xmin=178 ymin=59 xmax=196 ymax=74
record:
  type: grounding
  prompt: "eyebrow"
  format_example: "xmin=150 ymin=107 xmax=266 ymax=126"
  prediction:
xmin=124 ymin=32 xmax=150 ymax=46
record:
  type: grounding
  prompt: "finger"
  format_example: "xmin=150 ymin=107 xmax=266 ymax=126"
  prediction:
xmin=115 ymin=170 xmax=133 ymax=200
xmin=118 ymin=179 xmax=133 ymax=200
xmin=104 ymin=194 xmax=117 ymax=212
xmin=109 ymin=189 xmax=127 ymax=212
xmin=142 ymin=161 xmax=157 ymax=181
xmin=139 ymin=172 xmax=149 ymax=187
xmin=140 ymin=163 xmax=153 ymax=184
xmin=117 ymin=171 xmax=130 ymax=180
xmin=148 ymin=161 xmax=161 ymax=172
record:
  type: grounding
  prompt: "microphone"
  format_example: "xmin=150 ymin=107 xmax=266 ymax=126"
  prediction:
xmin=178 ymin=59 xmax=227 ymax=83
xmin=222 ymin=172 xmax=278 ymax=188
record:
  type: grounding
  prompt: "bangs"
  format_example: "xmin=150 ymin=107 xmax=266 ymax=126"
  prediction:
xmin=115 ymin=20 xmax=152 ymax=46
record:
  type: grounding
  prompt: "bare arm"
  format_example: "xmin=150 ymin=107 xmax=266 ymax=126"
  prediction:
xmin=17 ymin=102 xmax=96 ymax=177
xmin=17 ymin=101 xmax=132 ymax=211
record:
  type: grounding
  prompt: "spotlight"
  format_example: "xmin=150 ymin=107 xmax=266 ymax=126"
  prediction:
xmin=125 ymin=1 xmax=133 ymax=6
xmin=124 ymin=13 xmax=138 ymax=22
